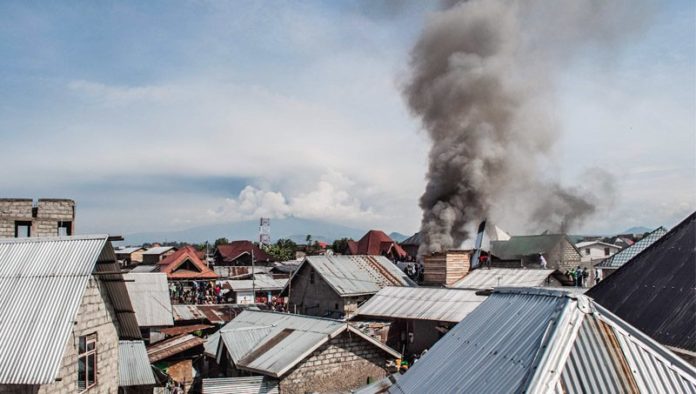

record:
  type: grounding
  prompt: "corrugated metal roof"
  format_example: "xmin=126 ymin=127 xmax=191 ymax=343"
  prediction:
xmin=124 ymin=273 xmax=174 ymax=327
xmin=116 ymin=247 xmax=144 ymax=255
xmin=142 ymin=246 xmax=175 ymax=255
xmin=202 ymin=376 xmax=279 ymax=394
xmin=147 ymin=334 xmax=205 ymax=362
xmin=292 ymin=255 xmax=416 ymax=297
xmin=221 ymin=277 xmax=288 ymax=292
xmin=490 ymin=234 xmax=573 ymax=260
xmin=595 ymin=227 xmax=667 ymax=268
xmin=0 ymin=235 xmax=109 ymax=384
xmin=172 ymin=304 xmax=262 ymax=324
xmin=128 ymin=265 xmax=158 ymax=273
xmin=119 ymin=340 xmax=156 ymax=387
xmin=389 ymin=288 xmax=696 ymax=394
xmin=355 ymin=286 xmax=485 ymax=323
xmin=216 ymin=310 xmax=400 ymax=378
xmin=588 ymin=212 xmax=695 ymax=352
xmin=451 ymin=268 xmax=556 ymax=289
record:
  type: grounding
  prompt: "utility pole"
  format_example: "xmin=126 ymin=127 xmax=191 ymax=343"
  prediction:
xmin=251 ymin=247 xmax=255 ymax=304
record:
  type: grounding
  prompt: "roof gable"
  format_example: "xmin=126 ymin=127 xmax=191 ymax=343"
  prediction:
xmin=158 ymin=246 xmax=217 ymax=279
xmin=289 ymin=255 xmax=416 ymax=297
xmin=390 ymin=288 xmax=696 ymax=393
xmin=587 ymin=212 xmax=695 ymax=352
xmin=354 ymin=230 xmax=407 ymax=258
xmin=0 ymin=235 xmax=139 ymax=384
xmin=216 ymin=241 xmax=272 ymax=262
xmin=595 ymin=226 xmax=668 ymax=268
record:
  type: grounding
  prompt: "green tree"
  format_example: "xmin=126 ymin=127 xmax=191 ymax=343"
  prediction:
xmin=264 ymin=238 xmax=298 ymax=261
xmin=214 ymin=238 xmax=229 ymax=247
xmin=331 ymin=238 xmax=352 ymax=255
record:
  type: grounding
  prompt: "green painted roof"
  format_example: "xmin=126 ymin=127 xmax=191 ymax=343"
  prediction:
xmin=490 ymin=234 xmax=569 ymax=260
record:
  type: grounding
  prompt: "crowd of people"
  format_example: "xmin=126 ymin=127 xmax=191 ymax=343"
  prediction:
xmin=169 ymin=281 xmax=223 ymax=304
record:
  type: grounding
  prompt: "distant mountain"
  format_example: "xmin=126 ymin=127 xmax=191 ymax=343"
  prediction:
xmin=621 ymin=226 xmax=652 ymax=235
xmin=122 ymin=217 xmax=366 ymax=246
xmin=389 ymin=232 xmax=409 ymax=243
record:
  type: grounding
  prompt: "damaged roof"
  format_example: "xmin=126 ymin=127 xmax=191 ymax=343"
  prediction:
xmin=215 ymin=310 xmax=400 ymax=378
xmin=588 ymin=212 xmax=696 ymax=354
xmin=287 ymin=255 xmax=416 ymax=297
xmin=389 ymin=288 xmax=696 ymax=394
xmin=147 ymin=334 xmax=206 ymax=363
xmin=355 ymin=286 xmax=485 ymax=323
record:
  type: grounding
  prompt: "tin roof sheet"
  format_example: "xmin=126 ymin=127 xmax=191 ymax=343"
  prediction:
xmin=0 ymin=235 xmax=109 ymax=384
xmin=143 ymin=246 xmax=175 ymax=255
xmin=116 ymin=247 xmax=144 ymax=255
xmin=389 ymin=288 xmax=696 ymax=394
xmin=217 ymin=310 xmax=400 ymax=377
xmin=128 ymin=265 xmax=158 ymax=273
xmin=356 ymin=286 xmax=485 ymax=323
xmin=595 ymin=227 xmax=667 ymax=268
xmin=222 ymin=277 xmax=288 ymax=292
xmin=292 ymin=255 xmax=416 ymax=297
xmin=124 ymin=273 xmax=174 ymax=327
xmin=451 ymin=268 xmax=556 ymax=289
xmin=202 ymin=376 xmax=279 ymax=394
xmin=119 ymin=340 xmax=156 ymax=387
xmin=147 ymin=334 xmax=205 ymax=363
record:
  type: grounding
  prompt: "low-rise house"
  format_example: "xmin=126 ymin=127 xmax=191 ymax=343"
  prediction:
xmin=142 ymin=246 xmax=177 ymax=264
xmin=214 ymin=241 xmax=273 ymax=266
xmin=347 ymin=230 xmax=408 ymax=261
xmin=575 ymin=240 xmax=622 ymax=263
xmin=0 ymin=235 xmax=142 ymax=393
xmin=387 ymin=288 xmax=696 ymax=393
xmin=489 ymin=234 xmax=585 ymax=274
xmin=353 ymin=287 xmax=486 ymax=356
xmin=116 ymin=246 xmax=145 ymax=266
xmin=0 ymin=198 xmax=75 ymax=237
xmin=124 ymin=272 xmax=175 ymax=344
xmin=588 ymin=212 xmax=695 ymax=365
xmin=594 ymin=226 xmax=667 ymax=278
xmin=221 ymin=275 xmax=288 ymax=304
xmin=284 ymin=255 xmax=416 ymax=319
xmin=449 ymin=268 xmax=561 ymax=290
xmin=213 ymin=310 xmax=401 ymax=394
xmin=158 ymin=245 xmax=218 ymax=281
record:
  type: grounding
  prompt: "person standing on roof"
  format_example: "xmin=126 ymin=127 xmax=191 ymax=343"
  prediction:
xmin=539 ymin=253 xmax=547 ymax=269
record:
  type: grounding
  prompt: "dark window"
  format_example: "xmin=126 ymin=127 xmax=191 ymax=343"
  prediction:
xmin=585 ymin=248 xmax=590 ymax=255
xmin=604 ymin=247 xmax=610 ymax=256
xmin=78 ymin=333 xmax=97 ymax=392
xmin=310 ymin=269 xmax=315 ymax=284
xmin=334 ymin=303 xmax=339 ymax=310
xmin=58 ymin=221 xmax=72 ymax=236
xmin=14 ymin=221 xmax=31 ymax=238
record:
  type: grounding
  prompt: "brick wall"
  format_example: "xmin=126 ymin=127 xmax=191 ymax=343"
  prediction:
xmin=279 ymin=331 xmax=391 ymax=394
xmin=39 ymin=279 xmax=120 ymax=393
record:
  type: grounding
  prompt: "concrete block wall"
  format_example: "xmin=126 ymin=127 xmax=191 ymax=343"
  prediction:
xmin=279 ymin=331 xmax=390 ymax=394
xmin=36 ymin=278 xmax=120 ymax=394
xmin=0 ymin=199 xmax=33 ymax=237
xmin=0 ymin=198 xmax=74 ymax=238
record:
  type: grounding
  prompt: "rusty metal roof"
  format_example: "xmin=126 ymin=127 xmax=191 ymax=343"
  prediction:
xmin=147 ymin=334 xmax=206 ymax=362
xmin=389 ymin=288 xmax=696 ymax=394
xmin=159 ymin=324 xmax=213 ymax=337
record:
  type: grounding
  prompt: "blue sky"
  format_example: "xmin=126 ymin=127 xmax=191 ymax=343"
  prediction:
xmin=0 ymin=1 xmax=694 ymax=236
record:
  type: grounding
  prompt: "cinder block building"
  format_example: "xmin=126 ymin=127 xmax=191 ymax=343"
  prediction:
xmin=211 ymin=310 xmax=401 ymax=394
xmin=0 ymin=198 xmax=75 ymax=238
xmin=0 ymin=235 xmax=152 ymax=393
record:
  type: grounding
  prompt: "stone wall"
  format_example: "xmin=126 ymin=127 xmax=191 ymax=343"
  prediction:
xmin=279 ymin=331 xmax=391 ymax=394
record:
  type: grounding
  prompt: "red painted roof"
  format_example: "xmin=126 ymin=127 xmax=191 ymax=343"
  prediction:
xmin=351 ymin=230 xmax=407 ymax=258
xmin=215 ymin=241 xmax=273 ymax=263
xmin=158 ymin=246 xmax=218 ymax=280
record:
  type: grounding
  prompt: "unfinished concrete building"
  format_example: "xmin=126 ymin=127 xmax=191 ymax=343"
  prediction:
xmin=0 ymin=198 xmax=75 ymax=238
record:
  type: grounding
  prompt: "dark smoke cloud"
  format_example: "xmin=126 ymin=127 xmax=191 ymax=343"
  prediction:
xmin=405 ymin=0 xmax=651 ymax=254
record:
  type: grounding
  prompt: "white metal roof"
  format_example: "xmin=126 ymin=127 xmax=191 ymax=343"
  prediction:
xmin=123 ymin=272 xmax=174 ymax=327
xmin=142 ymin=246 xmax=174 ymax=255
xmin=221 ymin=276 xmax=288 ymax=292
xmin=119 ymin=340 xmax=156 ymax=387
xmin=128 ymin=264 xmax=158 ymax=273
xmin=576 ymin=241 xmax=621 ymax=249
xmin=355 ymin=286 xmax=486 ymax=323
xmin=0 ymin=235 xmax=109 ymax=384
xmin=202 ymin=376 xmax=279 ymax=394
xmin=116 ymin=247 xmax=144 ymax=254
xmin=290 ymin=255 xmax=416 ymax=297
xmin=450 ymin=268 xmax=556 ymax=289
xmin=389 ymin=288 xmax=696 ymax=394
xmin=216 ymin=310 xmax=400 ymax=378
